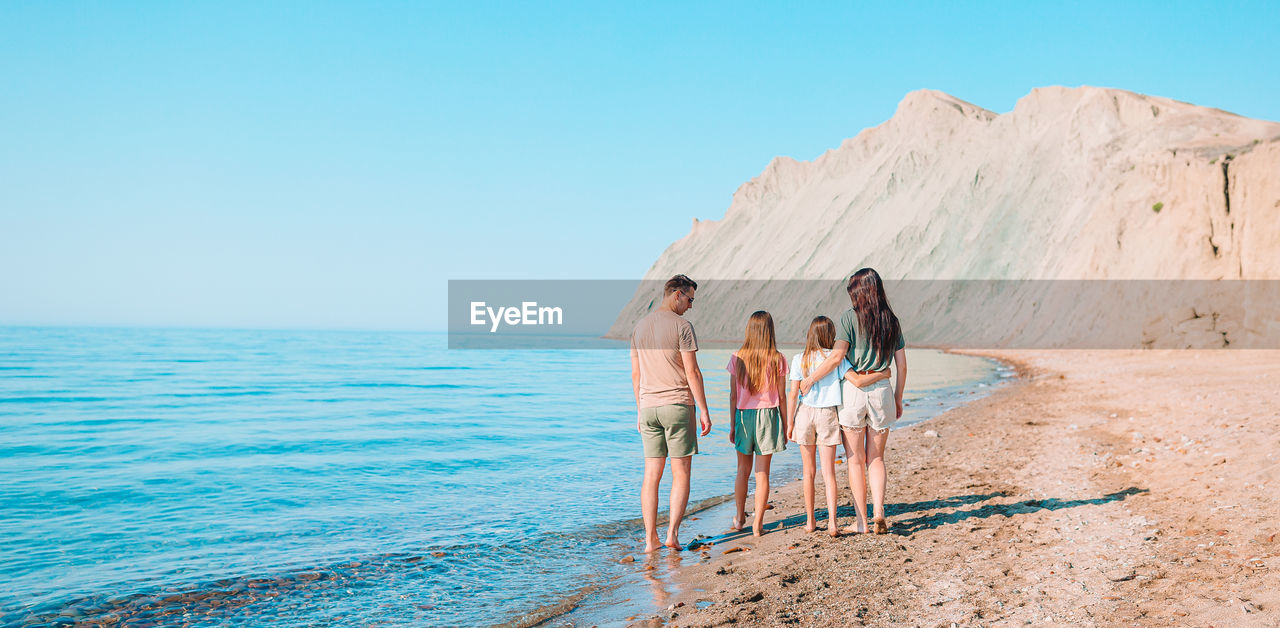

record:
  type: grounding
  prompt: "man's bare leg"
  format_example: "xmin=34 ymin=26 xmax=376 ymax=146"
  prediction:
xmin=752 ymin=454 xmax=773 ymax=537
xmin=800 ymin=444 xmax=818 ymax=532
xmin=732 ymin=452 xmax=752 ymax=530
xmin=817 ymin=443 xmax=840 ymax=536
xmin=666 ymin=455 xmax=692 ymax=550
xmin=840 ymin=427 xmax=869 ymax=533
xmin=642 ymin=457 xmax=666 ymax=552
xmin=867 ymin=427 xmax=891 ymax=533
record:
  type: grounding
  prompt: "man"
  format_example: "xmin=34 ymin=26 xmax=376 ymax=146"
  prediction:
xmin=630 ymin=274 xmax=711 ymax=552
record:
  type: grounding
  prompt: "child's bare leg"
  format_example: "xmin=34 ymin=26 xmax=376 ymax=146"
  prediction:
xmin=752 ymin=454 xmax=773 ymax=536
xmin=817 ymin=444 xmax=840 ymax=536
xmin=841 ymin=427 xmax=869 ymax=533
xmin=732 ymin=452 xmax=752 ymax=530
xmin=867 ymin=427 xmax=890 ymax=532
xmin=642 ymin=457 xmax=666 ymax=551
xmin=666 ymin=455 xmax=691 ymax=549
xmin=800 ymin=444 xmax=817 ymax=532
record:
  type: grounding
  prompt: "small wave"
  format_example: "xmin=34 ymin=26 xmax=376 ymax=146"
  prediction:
xmin=0 ymin=395 xmax=110 ymax=404
xmin=163 ymin=390 xmax=275 ymax=399
xmin=335 ymin=382 xmax=483 ymax=390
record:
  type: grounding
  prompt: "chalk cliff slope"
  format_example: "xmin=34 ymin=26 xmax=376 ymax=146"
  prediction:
xmin=610 ymin=87 xmax=1280 ymax=347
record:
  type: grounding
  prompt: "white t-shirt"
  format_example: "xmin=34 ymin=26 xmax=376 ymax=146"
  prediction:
xmin=788 ymin=349 xmax=850 ymax=408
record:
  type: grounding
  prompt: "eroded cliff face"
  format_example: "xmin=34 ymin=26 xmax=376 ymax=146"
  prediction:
xmin=610 ymin=87 xmax=1280 ymax=347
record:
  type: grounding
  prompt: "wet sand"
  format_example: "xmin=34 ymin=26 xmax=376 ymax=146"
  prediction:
xmin=637 ymin=350 xmax=1280 ymax=626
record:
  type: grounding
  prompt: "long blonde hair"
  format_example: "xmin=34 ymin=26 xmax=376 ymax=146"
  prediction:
xmin=800 ymin=316 xmax=836 ymax=378
xmin=735 ymin=311 xmax=781 ymax=393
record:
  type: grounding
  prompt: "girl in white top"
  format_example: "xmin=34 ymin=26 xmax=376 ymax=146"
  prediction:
xmin=786 ymin=316 xmax=891 ymax=536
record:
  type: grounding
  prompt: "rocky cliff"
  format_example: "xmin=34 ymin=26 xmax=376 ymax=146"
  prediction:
xmin=610 ymin=87 xmax=1280 ymax=348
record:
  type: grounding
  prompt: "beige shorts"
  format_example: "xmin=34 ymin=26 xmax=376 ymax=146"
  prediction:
xmin=838 ymin=379 xmax=897 ymax=432
xmin=793 ymin=404 xmax=841 ymax=446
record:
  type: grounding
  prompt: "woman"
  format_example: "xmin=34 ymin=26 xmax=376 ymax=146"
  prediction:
xmin=799 ymin=268 xmax=906 ymax=534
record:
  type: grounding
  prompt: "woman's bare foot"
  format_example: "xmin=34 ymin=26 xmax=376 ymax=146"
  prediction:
xmin=730 ymin=514 xmax=745 ymax=532
xmin=804 ymin=518 xmax=817 ymax=533
xmin=664 ymin=535 xmax=683 ymax=551
xmin=827 ymin=525 xmax=840 ymax=538
xmin=644 ymin=536 xmax=662 ymax=552
xmin=873 ymin=516 xmax=889 ymax=535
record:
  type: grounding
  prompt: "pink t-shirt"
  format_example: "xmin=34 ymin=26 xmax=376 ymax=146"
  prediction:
xmin=726 ymin=353 xmax=788 ymax=410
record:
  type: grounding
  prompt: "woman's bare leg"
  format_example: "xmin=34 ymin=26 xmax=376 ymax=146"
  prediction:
xmin=866 ymin=427 xmax=891 ymax=532
xmin=752 ymin=454 xmax=773 ymax=537
xmin=800 ymin=444 xmax=817 ymax=532
xmin=817 ymin=444 xmax=840 ymax=536
xmin=732 ymin=452 xmax=752 ymax=531
xmin=841 ymin=427 xmax=869 ymax=533
xmin=641 ymin=457 xmax=666 ymax=552
xmin=666 ymin=455 xmax=691 ymax=549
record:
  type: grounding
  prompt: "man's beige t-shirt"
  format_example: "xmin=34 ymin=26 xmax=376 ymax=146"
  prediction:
xmin=631 ymin=310 xmax=698 ymax=408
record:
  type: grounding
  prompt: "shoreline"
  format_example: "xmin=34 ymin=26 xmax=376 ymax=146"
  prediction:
xmin=539 ymin=351 xmax=1016 ymax=627
xmin=616 ymin=349 xmax=1280 ymax=626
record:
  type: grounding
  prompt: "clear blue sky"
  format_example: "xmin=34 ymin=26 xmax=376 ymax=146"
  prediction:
xmin=2 ymin=2 xmax=1277 ymax=330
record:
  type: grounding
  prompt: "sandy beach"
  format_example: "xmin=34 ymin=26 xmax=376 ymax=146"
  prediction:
xmin=636 ymin=350 xmax=1280 ymax=626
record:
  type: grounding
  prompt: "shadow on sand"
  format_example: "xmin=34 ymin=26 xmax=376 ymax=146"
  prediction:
xmin=689 ymin=487 xmax=1148 ymax=547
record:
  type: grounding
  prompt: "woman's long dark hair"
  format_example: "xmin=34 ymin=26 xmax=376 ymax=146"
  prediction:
xmin=846 ymin=268 xmax=902 ymax=361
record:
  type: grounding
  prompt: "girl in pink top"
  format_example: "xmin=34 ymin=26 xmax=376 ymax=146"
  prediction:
xmin=726 ymin=310 xmax=789 ymax=536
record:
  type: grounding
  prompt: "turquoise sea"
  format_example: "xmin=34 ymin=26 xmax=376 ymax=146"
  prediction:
xmin=0 ymin=327 xmax=1009 ymax=626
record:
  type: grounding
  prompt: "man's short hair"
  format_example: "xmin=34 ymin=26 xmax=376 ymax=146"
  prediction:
xmin=663 ymin=274 xmax=697 ymax=296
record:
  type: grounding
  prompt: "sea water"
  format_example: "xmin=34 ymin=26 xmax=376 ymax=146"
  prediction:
xmin=0 ymin=327 xmax=1009 ymax=626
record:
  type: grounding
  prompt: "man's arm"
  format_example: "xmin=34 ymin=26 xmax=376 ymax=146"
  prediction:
xmin=681 ymin=350 xmax=711 ymax=436
xmin=631 ymin=347 xmax=643 ymax=433
xmin=799 ymin=341 xmax=850 ymax=394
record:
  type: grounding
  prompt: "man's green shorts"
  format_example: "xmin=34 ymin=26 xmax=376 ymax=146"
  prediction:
xmin=640 ymin=404 xmax=698 ymax=458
